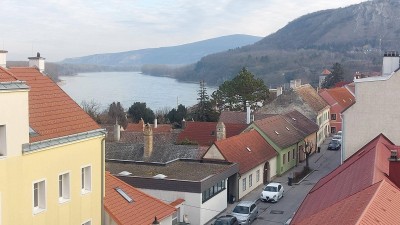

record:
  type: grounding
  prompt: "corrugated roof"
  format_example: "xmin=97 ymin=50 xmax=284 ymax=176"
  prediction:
xmin=9 ymin=67 xmax=100 ymax=142
xmin=292 ymin=134 xmax=398 ymax=224
xmin=177 ymin=122 xmax=247 ymax=146
xmin=213 ymin=130 xmax=277 ymax=174
xmin=253 ymin=115 xmax=304 ymax=149
xmin=294 ymin=84 xmax=329 ymax=112
xmin=105 ymin=172 xmax=176 ymax=225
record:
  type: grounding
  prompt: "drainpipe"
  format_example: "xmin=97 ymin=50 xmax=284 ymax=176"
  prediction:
xmin=101 ymin=137 xmax=106 ymax=225
xmin=340 ymin=113 xmax=344 ymax=165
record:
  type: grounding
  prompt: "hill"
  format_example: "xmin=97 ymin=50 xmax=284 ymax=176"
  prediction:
xmin=61 ymin=34 xmax=262 ymax=66
xmin=171 ymin=0 xmax=399 ymax=86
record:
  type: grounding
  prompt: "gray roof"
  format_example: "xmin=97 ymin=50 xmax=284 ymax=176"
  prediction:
xmin=106 ymin=142 xmax=205 ymax=163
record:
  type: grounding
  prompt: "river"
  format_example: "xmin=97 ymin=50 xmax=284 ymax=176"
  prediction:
xmin=58 ymin=72 xmax=217 ymax=111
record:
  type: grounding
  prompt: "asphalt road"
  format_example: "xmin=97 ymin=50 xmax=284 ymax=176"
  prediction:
xmin=252 ymin=139 xmax=341 ymax=225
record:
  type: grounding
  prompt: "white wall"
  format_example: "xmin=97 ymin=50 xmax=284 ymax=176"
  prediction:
xmin=238 ymin=164 xmax=264 ymax=199
xmin=203 ymin=144 xmax=225 ymax=160
xmin=269 ymin=157 xmax=277 ymax=180
xmin=343 ymin=72 xmax=400 ymax=159
xmin=317 ymin=108 xmax=330 ymax=147
xmin=140 ymin=187 xmax=226 ymax=225
xmin=104 ymin=212 xmax=118 ymax=225
xmin=0 ymin=89 xmax=29 ymax=157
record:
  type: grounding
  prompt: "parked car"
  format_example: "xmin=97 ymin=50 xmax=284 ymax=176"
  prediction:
xmin=260 ymin=182 xmax=284 ymax=202
xmin=332 ymin=134 xmax=342 ymax=143
xmin=337 ymin=131 xmax=342 ymax=136
xmin=213 ymin=215 xmax=239 ymax=225
xmin=328 ymin=139 xmax=341 ymax=150
xmin=231 ymin=201 xmax=258 ymax=225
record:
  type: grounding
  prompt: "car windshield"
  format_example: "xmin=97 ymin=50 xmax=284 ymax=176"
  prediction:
xmin=264 ymin=186 xmax=277 ymax=192
xmin=330 ymin=140 xmax=339 ymax=145
xmin=233 ymin=205 xmax=249 ymax=214
xmin=215 ymin=220 xmax=230 ymax=225
xmin=333 ymin=135 xmax=341 ymax=140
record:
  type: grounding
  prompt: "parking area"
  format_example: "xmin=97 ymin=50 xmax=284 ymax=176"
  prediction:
xmin=208 ymin=137 xmax=341 ymax=225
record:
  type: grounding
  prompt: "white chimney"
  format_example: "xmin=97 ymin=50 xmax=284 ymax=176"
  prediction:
xmin=28 ymin=52 xmax=45 ymax=73
xmin=113 ymin=124 xmax=121 ymax=142
xmin=277 ymin=86 xmax=283 ymax=97
xmin=154 ymin=118 xmax=158 ymax=128
xmin=0 ymin=50 xmax=7 ymax=68
xmin=382 ymin=51 xmax=400 ymax=76
xmin=246 ymin=102 xmax=251 ymax=124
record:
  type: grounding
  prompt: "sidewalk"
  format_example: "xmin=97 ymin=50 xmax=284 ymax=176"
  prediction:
xmin=208 ymin=137 xmax=332 ymax=224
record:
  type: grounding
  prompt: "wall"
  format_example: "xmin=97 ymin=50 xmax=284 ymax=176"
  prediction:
xmin=203 ymin=144 xmax=225 ymax=160
xmin=317 ymin=107 xmax=330 ymax=147
xmin=343 ymin=72 xmax=400 ymax=159
xmin=141 ymin=182 xmax=228 ymax=225
xmin=0 ymin=136 xmax=103 ymax=225
xmin=238 ymin=164 xmax=264 ymax=199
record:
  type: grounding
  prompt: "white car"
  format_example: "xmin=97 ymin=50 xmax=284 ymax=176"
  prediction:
xmin=260 ymin=182 xmax=284 ymax=202
xmin=332 ymin=134 xmax=342 ymax=143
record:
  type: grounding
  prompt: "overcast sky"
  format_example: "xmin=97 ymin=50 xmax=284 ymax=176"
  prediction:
xmin=1 ymin=0 xmax=368 ymax=61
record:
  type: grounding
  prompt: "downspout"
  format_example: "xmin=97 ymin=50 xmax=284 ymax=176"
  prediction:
xmin=340 ymin=113 xmax=344 ymax=165
xmin=101 ymin=136 xmax=106 ymax=225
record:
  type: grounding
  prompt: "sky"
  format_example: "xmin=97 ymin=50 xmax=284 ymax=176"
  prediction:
xmin=1 ymin=0 xmax=368 ymax=62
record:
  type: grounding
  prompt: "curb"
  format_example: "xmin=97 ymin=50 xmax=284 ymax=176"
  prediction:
xmin=293 ymin=169 xmax=316 ymax=185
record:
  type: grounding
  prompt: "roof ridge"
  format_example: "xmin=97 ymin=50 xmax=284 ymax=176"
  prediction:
xmin=0 ymin=66 xmax=19 ymax=80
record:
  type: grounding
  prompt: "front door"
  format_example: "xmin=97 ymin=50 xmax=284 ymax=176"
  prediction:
xmin=263 ymin=161 xmax=270 ymax=184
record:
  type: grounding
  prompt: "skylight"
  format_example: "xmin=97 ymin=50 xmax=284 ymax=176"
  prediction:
xmin=286 ymin=127 xmax=290 ymax=131
xmin=246 ymin=147 xmax=251 ymax=152
xmin=292 ymin=118 xmax=296 ymax=121
xmin=115 ymin=187 xmax=133 ymax=203
xmin=118 ymin=171 xmax=132 ymax=176
xmin=275 ymin=131 xmax=279 ymax=135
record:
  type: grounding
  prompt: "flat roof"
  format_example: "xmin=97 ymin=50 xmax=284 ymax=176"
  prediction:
xmin=106 ymin=159 xmax=238 ymax=182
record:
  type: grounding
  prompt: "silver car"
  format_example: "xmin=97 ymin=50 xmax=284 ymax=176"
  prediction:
xmin=231 ymin=201 xmax=258 ymax=225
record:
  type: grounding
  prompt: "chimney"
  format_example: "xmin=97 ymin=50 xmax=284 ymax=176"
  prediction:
xmin=388 ymin=150 xmax=400 ymax=188
xmin=277 ymin=86 xmax=283 ymax=97
xmin=143 ymin=123 xmax=153 ymax=159
xmin=216 ymin=122 xmax=226 ymax=141
xmin=246 ymin=102 xmax=251 ymax=124
xmin=181 ymin=118 xmax=186 ymax=129
xmin=113 ymin=123 xmax=121 ymax=142
xmin=0 ymin=50 xmax=7 ymax=68
xmin=382 ymin=51 xmax=399 ymax=76
xmin=154 ymin=118 xmax=158 ymax=128
xmin=28 ymin=52 xmax=45 ymax=73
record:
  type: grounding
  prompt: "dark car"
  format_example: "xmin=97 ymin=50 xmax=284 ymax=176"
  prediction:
xmin=213 ymin=215 xmax=239 ymax=225
xmin=328 ymin=139 xmax=341 ymax=150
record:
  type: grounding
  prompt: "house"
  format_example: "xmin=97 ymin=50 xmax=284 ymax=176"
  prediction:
xmin=203 ymin=130 xmax=278 ymax=200
xmin=0 ymin=51 xmax=105 ymax=225
xmin=319 ymin=87 xmax=355 ymax=133
xmin=342 ymin=51 xmax=400 ymax=160
xmin=260 ymin=84 xmax=330 ymax=147
xmin=246 ymin=110 xmax=318 ymax=175
xmin=106 ymin=159 xmax=239 ymax=225
xmin=291 ymin=134 xmax=400 ymax=225
xmin=319 ymin=69 xmax=331 ymax=88
xmin=176 ymin=121 xmax=247 ymax=146
xmin=105 ymin=172 xmax=177 ymax=225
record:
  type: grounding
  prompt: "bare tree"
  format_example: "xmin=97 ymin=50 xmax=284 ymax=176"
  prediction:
xmin=81 ymin=100 xmax=102 ymax=123
xmin=304 ymin=140 xmax=314 ymax=170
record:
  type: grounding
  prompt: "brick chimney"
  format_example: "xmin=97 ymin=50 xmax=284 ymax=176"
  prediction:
xmin=388 ymin=150 xmax=400 ymax=187
xmin=28 ymin=52 xmax=45 ymax=73
xmin=0 ymin=50 xmax=7 ymax=68
xmin=143 ymin=123 xmax=153 ymax=159
xmin=216 ymin=122 xmax=226 ymax=141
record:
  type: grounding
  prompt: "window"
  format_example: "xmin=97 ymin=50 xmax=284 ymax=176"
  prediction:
xmin=0 ymin=125 xmax=6 ymax=157
xmin=81 ymin=166 xmax=92 ymax=194
xmin=331 ymin=127 xmax=336 ymax=134
xmin=202 ymin=179 xmax=226 ymax=203
xmin=292 ymin=149 xmax=295 ymax=159
xmin=172 ymin=211 xmax=178 ymax=225
xmin=82 ymin=220 xmax=91 ymax=225
xmin=249 ymin=174 xmax=253 ymax=187
xmin=33 ymin=180 xmax=46 ymax=214
xmin=256 ymin=170 xmax=260 ymax=182
xmin=288 ymin=152 xmax=290 ymax=162
xmin=331 ymin=114 xmax=336 ymax=120
xmin=59 ymin=172 xmax=70 ymax=202
xmin=242 ymin=178 xmax=247 ymax=191
xmin=283 ymin=154 xmax=286 ymax=164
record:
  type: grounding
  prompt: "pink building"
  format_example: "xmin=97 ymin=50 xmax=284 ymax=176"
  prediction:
xmin=319 ymin=86 xmax=355 ymax=134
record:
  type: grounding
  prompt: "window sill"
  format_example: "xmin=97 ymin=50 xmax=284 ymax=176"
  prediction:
xmin=81 ymin=189 xmax=91 ymax=195
xmin=33 ymin=207 xmax=46 ymax=215
xmin=59 ymin=197 xmax=70 ymax=204
xmin=0 ymin=155 xmax=6 ymax=160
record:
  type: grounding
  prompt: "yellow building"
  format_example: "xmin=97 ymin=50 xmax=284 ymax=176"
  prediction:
xmin=0 ymin=51 xmax=105 ymax=225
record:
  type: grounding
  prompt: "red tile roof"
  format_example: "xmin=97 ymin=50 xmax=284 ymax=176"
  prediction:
xmin=9 ymin=67 xmax=100 ymax=142
xmin=105 ymin=172 xmax=176 ymax=225
xmin=0 ymin=67 xmax=17 ymax=82
xmin=125 ymin=121 xmax=172 ymax=133
xmin=324 ymin=87 xmax=355 ymax=109
xmin=321 ymin=69 xmax=331 ymax=75
xmin=177 ymin=122 xmax=247 ymax=146
xmin=253 ymin=115 xmax=304 ymax=149
xmin=292 ymin=134 xmax=400 ymax=225
xmin=170 ymin=198 xmax=185 ymax=207
xmin=213 ymin=130 xmax=277 ymax=174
